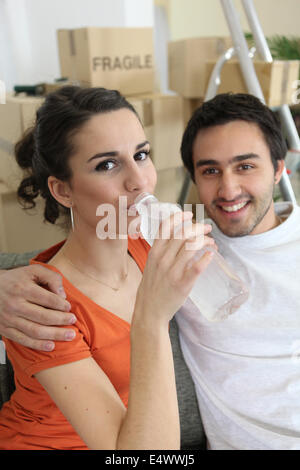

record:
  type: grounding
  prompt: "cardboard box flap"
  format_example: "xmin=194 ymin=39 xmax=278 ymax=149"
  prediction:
xmin=205 ymin=59 xmax=300 ymax=107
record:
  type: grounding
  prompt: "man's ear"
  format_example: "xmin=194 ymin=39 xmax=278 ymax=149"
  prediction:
xmin=48 ymin=176 xmax=72 ymax=208
xmin=274 ymin=159 xmax=285 ymax=184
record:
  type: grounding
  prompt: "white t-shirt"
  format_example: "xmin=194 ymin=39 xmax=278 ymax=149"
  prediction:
xmin=176 ymin=202 xmax=300 ymax=450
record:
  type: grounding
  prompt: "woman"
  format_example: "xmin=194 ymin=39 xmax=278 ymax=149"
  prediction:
xmin=0 ymin=86 xmax=213 ymax=450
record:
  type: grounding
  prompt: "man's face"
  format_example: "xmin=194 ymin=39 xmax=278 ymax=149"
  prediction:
xmin=192 ymin=120 xmax=285 ymax=237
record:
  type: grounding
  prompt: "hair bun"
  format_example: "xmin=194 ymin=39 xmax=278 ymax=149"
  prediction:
xmin=15 ymin=127 xmax=36 ymax=170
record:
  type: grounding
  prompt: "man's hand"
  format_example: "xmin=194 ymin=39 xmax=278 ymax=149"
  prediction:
xmin=0 ymin=265 xmax=77 ymax=351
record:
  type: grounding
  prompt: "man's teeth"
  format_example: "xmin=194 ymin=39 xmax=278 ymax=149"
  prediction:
xmin=221 ymin=201 xmax=248 ymax=213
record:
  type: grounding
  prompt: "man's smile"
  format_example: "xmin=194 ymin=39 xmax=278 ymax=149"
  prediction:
xmin=215 ymin=200 xmax=252 ymax=217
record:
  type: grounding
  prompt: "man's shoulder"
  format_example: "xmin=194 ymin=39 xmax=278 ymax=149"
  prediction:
xmin=274 ymin=201 xmax=297 ymax=218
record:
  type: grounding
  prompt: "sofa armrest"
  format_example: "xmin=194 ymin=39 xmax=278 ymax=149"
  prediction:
xmin=169 ymin=317 xmax=206 ymax=450
xmin=0 ymin=251 xmax=41 ymax=270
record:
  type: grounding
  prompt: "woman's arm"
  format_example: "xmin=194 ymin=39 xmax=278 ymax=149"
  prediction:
xmin=36 ymin=213 xmax=214 ymax=450
xmin=119 ymin=311 xmax=180 ymax=449
xmin=36 ymin=328 xmax=178 ymax=450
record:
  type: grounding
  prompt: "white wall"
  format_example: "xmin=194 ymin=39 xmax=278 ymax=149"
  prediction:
xmin=124 ymin=0 xmax=154 ymax=26
xmin=0 ymin=1 xmax=17 ymax=91
xmin=0 ymin=0 xmax=154 ymax=91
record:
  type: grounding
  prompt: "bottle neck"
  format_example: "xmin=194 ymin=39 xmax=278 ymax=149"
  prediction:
xmin=135 ymin=193 xmax=158 ymax=213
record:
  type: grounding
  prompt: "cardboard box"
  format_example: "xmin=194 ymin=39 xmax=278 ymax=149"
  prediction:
xmin=154 ymin=167 xmax=186 ymax=204
xmin=183 ymin=98 xmax=203 ymax=126
xmin=0 ymin=182 xmax=65 ymax=252
xmin=57 ymin=27 xmax=155 ymax=95
xmin=205 ymin=60 xmax=300 ymax=107
xmin=0 ymin=95 xmax=44 ymax=190
xmin=0 ymin=96 xmax=65 ymax=252
xmin=127 ymin=94 xmax=184 ymax=171
xmin=185 ymin=181 xmax=201 ymax=205
xmin=168 ymin=36 xmax=233 ymax=98
xmin=42 ymin=81 xmax=72 ymax=95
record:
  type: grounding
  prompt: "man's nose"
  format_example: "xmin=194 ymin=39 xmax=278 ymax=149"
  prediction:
xmin=217 ymin=172 xmax=242 ymax=201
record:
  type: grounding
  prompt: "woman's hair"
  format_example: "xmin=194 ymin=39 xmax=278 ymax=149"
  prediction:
xmin=15 ymin=86 xmax=138 ymax=225
xmin=181 ymin=93 xmax=287 ymax=182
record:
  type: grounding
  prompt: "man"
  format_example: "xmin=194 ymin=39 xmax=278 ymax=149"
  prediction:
xmin=176 ymin=93 xmax=300 ymax=450
xmin=1 ymin=93 xmax=299 ymax=449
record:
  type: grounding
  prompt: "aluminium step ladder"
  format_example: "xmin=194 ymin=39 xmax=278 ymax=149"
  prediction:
xmin=179 ymin=0 xmax=299 ymax=207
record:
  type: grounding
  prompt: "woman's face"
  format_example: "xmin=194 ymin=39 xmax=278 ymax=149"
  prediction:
xmin=54 ymin=108 xmax=157 ymax=237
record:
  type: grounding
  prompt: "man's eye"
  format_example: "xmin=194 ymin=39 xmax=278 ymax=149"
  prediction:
xmin=134 ymin=150 xmax=150 ymax=161
xmin=95 ymin=160 xmax=116 ymax=172
xmin=202 ymin=168 xmax=219 ymax=175
xmin=239 ymin=164 xmax=253 ymax=171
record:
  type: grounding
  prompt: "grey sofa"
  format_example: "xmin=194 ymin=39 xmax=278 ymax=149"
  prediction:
xmin=0 ymin=251 xmax=206 ymax=450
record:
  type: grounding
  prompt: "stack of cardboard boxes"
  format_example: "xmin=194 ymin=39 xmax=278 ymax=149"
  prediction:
xmin=0 ymin=27 xmax=186 ymax=252
xmin=0 ymin=94 xmax=66 ymax=252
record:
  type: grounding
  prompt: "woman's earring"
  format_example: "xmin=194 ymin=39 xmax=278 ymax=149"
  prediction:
xmin=70 ymin=206 xmax=75 ymax=232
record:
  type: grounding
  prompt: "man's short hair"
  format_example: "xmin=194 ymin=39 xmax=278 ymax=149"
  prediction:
xmin=181 ymin=93 xmax=287 ymax=182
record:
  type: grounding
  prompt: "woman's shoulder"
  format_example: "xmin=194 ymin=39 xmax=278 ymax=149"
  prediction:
xmin=30 ymin=240 xmax=66 ymax=266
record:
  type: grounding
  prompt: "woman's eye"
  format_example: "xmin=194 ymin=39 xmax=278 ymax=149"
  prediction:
xmin=95 ymin=160 xmax=116 ymax=172
xmin=134 ymin=150 xmax=150 ymax=161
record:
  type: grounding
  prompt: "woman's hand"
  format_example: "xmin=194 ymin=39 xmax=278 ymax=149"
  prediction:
xmin=0 ymin=265 xmax=77 ymax=351
xmin=134 ymin=211 xmax=215 ymax=325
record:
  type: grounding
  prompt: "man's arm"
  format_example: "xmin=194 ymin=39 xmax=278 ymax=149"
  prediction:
xmin=0 ymin=253 xmax=77 ymax=351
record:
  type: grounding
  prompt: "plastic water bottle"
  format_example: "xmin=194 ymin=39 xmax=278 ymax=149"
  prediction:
xmin=134 ymin=192 xmax=249 ymax=322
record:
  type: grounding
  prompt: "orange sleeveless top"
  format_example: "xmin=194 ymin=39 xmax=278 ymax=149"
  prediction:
xmin=0 ymin=237 xmax=150 ymax=450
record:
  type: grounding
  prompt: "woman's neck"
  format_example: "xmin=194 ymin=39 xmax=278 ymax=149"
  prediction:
xmin=56 ymin=228 xmax=130 ymax=284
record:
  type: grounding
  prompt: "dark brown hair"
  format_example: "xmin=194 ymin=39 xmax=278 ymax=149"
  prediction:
xmin=181 ymin=93 xmax=287 ymax=182
xmin=15 ymin=86 xmax=138 ymax=224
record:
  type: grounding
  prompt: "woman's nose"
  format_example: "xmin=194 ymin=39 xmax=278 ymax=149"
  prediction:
xmin=124 ymin=164 xmax=148 ymax=193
